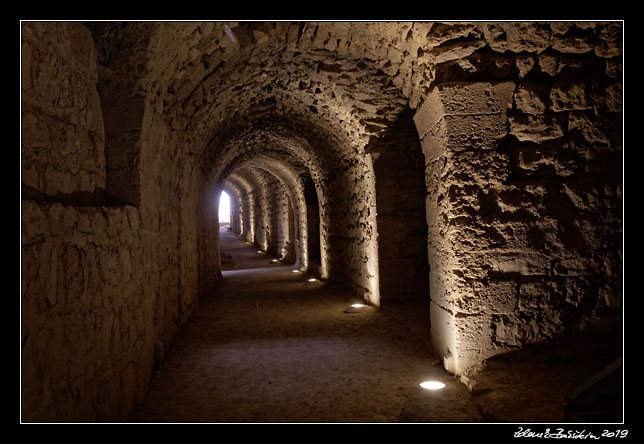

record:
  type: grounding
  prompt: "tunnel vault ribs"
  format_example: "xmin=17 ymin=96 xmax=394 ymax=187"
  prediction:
xmin=21 ymin=21 xmax=622 ymax=422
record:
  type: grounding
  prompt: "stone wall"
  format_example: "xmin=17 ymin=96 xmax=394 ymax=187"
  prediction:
xmin=21 ymin=201 xmax=149 ymax=421
xmin=413 ymin=22 xmax=622 ymax=375
xmin=303 ymin=176 xmax=322 ymax=274
xmin=21 ymin=22 xmax=209 ymax=421
xmin=22 ymin=22 xmax=106 ymax=203
xmin=21 ymin=23 xmax=148 ymax=421
xmin=368 ymin=109 xmax=429 ymax=305
xmin=322 ymin=157 xmax=381 ymax=305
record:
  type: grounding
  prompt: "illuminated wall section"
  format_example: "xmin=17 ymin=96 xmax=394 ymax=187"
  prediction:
xmin=415 ymin=74 xmax=622 ymax=375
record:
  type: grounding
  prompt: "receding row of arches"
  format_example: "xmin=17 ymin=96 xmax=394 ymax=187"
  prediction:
xmin=210 ymin=105 xmax=429 ymax=309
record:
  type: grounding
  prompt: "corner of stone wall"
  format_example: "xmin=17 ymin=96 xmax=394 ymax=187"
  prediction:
xmin=415 ymin=57 xmax=622 ymax=375
xmin=415 ymin=81 xmax=517 ymax=375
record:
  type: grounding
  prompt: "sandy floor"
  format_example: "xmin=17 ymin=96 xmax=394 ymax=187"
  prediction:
xmin=127 ymin=229 xmax=622 ymax=423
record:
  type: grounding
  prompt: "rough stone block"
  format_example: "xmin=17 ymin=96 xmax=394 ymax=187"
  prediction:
xmin=453 ymin=313 xmax=497 ymax=373
xmin=414 ymin=81 xmax=515 ymax=140
xmin=459 ymin=279 xmax=518 ymax=315
xmin=489 ymin=252 xmax=550 ymax=276
xmin=493 ymin=313 xmax=539 ymax=346
xmin=430 ymin=300 xmax=456 ymax=371
xmin=514 ymin=85 xmax=547 ymax=114
xmin=509 ymin=114 xmax=565 ymax=142
xmin=549 ymin=83 xmax=590 ymax=112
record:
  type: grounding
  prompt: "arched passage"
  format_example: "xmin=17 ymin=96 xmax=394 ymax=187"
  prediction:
xmin=199 ymin=108 xmax=388 ymax=304
xmin=221 ymin=184 xmax=241 ymax=234
xmin=225 ymin=166 xmax=298 ymax=264
xmin=368 ymin=107 xmax=430 ymax=306
xmin=21 ymin=21 xmax=623 ymax=422
xmin=303 ymin=175 xmax=322 ymax=276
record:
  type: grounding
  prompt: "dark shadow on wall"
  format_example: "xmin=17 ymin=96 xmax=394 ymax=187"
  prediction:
xmin=88 ymin=22 xmax=155 ymax=206
xmin=303 ymin=175 xmax=322 ymax=275
xmin=367 ymin=107 xmax=430 ymax=309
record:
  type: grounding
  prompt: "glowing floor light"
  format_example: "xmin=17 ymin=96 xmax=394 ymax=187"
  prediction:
xmin=308 ymin=278 xmax=318 ymax=282
xmin=420 ymin=381 xmax=445 ymax=390
xmin=351 ymin=303 xmax=365 ymax=308
xmin=271 ymin=259 xmax=279 ymax=263
xmin=292 ymin=270 xmax=300 ymax=273
xmin=256 ymin=251 xmax=263 ymax=254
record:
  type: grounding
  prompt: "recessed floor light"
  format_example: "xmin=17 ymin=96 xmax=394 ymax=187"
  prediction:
xmin=308 ymin=278 xmax=318 ymax=282
xmin=292 ymin=270 xmax=300 ymax=273
xmin=344 ymin=303 xmax=367 ymax=313
xmin=256 ymin=251 xmax=263 ymax=254
xmin=420 ymin=381 xmax=445 ymax=390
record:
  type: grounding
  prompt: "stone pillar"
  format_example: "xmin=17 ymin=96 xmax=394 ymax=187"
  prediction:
xmin=414 ymin=81 xmax=515 ymax=375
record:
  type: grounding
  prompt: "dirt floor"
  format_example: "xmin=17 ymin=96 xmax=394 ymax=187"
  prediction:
xmin=127 ymin=229 xmax=622 ymax=424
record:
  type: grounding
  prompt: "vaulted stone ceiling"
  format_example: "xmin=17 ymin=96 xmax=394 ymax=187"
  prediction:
xmin=89 ymin=20 xmax=622 ymax=188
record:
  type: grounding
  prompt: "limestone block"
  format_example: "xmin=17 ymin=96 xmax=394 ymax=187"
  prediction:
xmin=509 ymin=114 xmax=565 ymax=143
xmin=414 ymin=81 xmax=515 ymax=140
xmin=428 ymin=268 xmax=467 ymax=308
xmin=514 ymin=85 xmax=546 ymax=115
xmin=595 ymin=83 xmax=622 ymax=113
xmin=493 ymin=313 xmax=539 ymax=346
xmin=429 ymin=300 xmax=456 ymax=371
xmin=568 ymin=112 xmax=613 ymax=145
xmin=458 ymin=279 xmax=518 ymax=315
xmin=484 ymin=22 xmax=550 ymax=54
xmin=452 ymin=313 xmax=497 ymax=374
xmin=21 ymin=110 xmax=51 ymax=152
xmin=489 ymin=252 xmax=550 ymax=276
xmin=432 ymin=39 xmax=487 ymax=64
xmin=515 ymin=55 xmax=535 ymax=78
xmin=442 ymin=114 xmax=510 ymax=151
xmin=549 ymin=83 xmax=590 ymax=112
xmin=537 ymin=53 xmax=558 ymax=76
xmin=595 ymin=22 xmax=622 ymax=58
xmin=22 ymin=200 xmax=48 ymax=244
xmin=552 ymin=255 xmax=595 ymax=276
xmin=518 ymin=281 xmax=558 ymax=310
xmin=551 ymin=30 xmax=595 ymax=54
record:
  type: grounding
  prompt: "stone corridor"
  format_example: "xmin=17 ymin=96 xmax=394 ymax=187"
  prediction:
xmin=128 ymin=229 xmax=482 ymax=422
xmin=21 ymin=21 xmax=623 ymax=423
xmin=125 ymin=229 xmax=619 ymax=423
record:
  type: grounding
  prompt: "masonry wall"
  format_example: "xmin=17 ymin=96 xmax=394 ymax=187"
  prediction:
xmin=304 ymin=177 xmax=322 ymax=274
xmin=369 ymin=110 xmax=429 ymax=305
xmin=21 ymin=201 xmax=148 ymax=421
xmin=21 ymin=22 xmax=106 ymax=202
xmin=322 ymin=159 xmax=381 ymax=305
xmin=21 ymin=23 xmax=150 ymax=420
xmin=21 ymin=22 xmax=209 ymax=421
xmin=413 ymin=22 xmax=622 ymax=374
xmin=268 ymin=179 xmax=295 ymax=261
xmin=229 ymin=190 xmax=241 ymax=234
